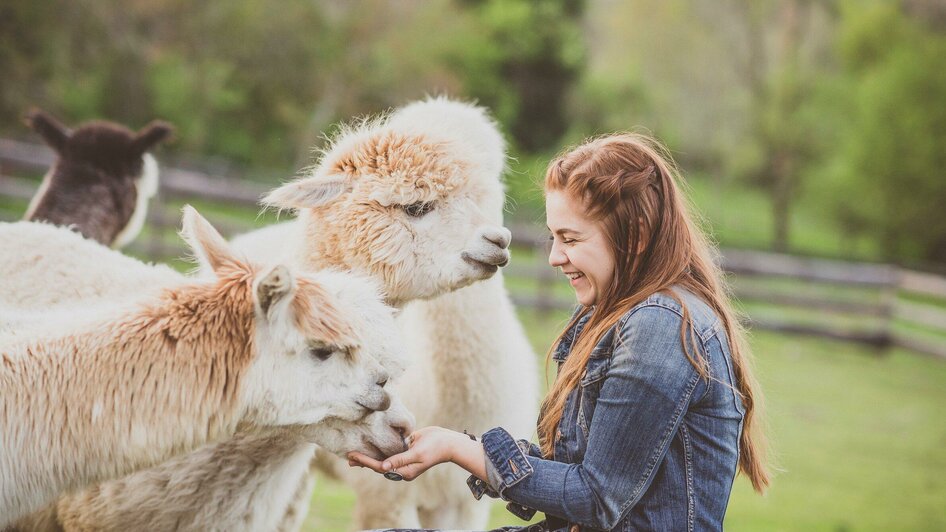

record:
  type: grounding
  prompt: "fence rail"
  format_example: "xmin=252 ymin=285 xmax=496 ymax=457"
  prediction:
xmin=2 ymin=139 xmax=945 ymax=359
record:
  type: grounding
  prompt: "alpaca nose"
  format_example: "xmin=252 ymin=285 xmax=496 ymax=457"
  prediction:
xmin=376 ymin=392 xmax=391 ymax=412
xmin=391 ymin=418 xmax=413 ymax=440
xmin=482 ymin=227 xmax=511 ymax=249
xmin=363 ymin=390 xmax=390 ymax=413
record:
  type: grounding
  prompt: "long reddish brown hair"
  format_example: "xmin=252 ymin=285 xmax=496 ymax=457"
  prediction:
xmin=537 ymin=133 xmax=770 ymax=493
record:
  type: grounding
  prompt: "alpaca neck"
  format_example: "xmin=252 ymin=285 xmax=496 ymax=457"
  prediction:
xmin=402 ymin=272 xmax=524 ymax=417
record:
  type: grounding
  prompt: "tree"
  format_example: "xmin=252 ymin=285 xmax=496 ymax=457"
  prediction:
xmin=819 ymin=1 xmax=946 ymax=263
xmin=448 ymin=0 xmax=586 ymax=152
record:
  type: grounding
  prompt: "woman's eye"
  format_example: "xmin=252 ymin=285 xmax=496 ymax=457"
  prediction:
xmin=403 ymin=202 xmax=434 ymax=218
xmin=309 ymin=347 xmax=334 ymax=361
xmin=562 ymin=238 xmax=576 ymax=244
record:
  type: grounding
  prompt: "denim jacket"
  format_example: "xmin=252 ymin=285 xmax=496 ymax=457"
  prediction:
xmin=468 ymin=288 xmax=745 ymax=532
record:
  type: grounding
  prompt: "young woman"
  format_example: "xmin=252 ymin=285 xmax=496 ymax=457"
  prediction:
xmin=349 ymin=133 xmax=769 ymax=531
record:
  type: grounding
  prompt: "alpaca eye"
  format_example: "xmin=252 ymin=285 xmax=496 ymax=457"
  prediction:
xmin=403 ymin=202 xmax=434 ymax=218
xmin=309 ymin=347 xmax=334 ymax=361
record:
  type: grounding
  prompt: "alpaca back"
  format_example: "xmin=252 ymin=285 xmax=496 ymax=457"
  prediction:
xmin=0 ymin=221 xmax=183 ymax=311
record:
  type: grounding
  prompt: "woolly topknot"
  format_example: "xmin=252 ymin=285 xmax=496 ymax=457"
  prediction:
xmin=386 ymin=96 xmax=506 ymax=182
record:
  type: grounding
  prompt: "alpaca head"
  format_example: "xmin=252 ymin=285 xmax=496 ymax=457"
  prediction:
xmin=180 ymin=206 xmax=405 ymax=428
xmin=24 ymin=109 xmax=173 ymax=248
xmin=263 ymin=97 xmax=511 ymax=306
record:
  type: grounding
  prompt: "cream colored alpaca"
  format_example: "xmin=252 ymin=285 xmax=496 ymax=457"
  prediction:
xmin=243 ymin=97 xmax=540 ymax=530
xmin=8 ymin=97 xmax=537 ymax=531
xmin=0 ymin=207 xmax=397 ymax=527
xmin=0 ymin=221 xmax=181 ymax=311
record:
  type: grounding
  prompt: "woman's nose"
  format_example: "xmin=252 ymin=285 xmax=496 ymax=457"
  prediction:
xmin=548 ymin=241 xmax=567 ymax=267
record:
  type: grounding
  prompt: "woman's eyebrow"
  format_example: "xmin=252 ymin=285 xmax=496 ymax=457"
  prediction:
xmin=546 ymin=226 xmax=581 ymax=235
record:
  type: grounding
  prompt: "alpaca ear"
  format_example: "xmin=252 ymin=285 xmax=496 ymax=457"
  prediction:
xmin=255 ymin=265 xmax=295 ymax=317
xmin=179 ymin=205 xmax=241 ymax=274
xmin=25 ymin=109 xmax=70 ymax=153
xmin=134 ymin=121 xmax=174 ymax=154
xmin=262 ymin=174 xmax=349 ymax=211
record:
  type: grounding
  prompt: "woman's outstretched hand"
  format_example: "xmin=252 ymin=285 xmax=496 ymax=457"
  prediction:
xmin=347 ymin=426 xmax=484 ymax=482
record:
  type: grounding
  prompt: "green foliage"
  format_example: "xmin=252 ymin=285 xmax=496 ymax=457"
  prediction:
xmin=817 ymin=2 xmax=946 ymax=262
xmin=445 ymin=0 xmax=586 ymax=151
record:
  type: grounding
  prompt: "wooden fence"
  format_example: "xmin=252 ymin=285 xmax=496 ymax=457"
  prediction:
xmin=2 ymin=138 xmax=945 ymax=359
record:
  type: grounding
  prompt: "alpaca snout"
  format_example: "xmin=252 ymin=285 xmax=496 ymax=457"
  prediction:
xmin=482 ymin=226 xmax=512 ymax=249
xmin=358 ymin=390 xmax=392 ymax=413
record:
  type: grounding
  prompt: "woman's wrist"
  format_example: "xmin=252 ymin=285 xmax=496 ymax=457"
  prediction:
xmin=448 ymin=430 xmax=487 ymax=480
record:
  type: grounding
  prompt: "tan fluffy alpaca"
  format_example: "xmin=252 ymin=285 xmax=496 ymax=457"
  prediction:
xmin=0 ymin=207 xmax=397 ymax=527
xmin=1 ymin=218 xmax=412 ymax=532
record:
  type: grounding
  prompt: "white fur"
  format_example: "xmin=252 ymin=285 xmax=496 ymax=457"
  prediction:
xmin=246 ymin=97 xmax=539 ymax=530
xmin=1 ymin=218 xmax=414 ymax=531
xmin=0 ymin=220 xmax=181 ymax=311
xmin=0 ymin=208 xmax=406 ymax=527
xmin=22 ymin=169 xmax=53 ymax=220
xmin=111 ymin=152 xmax=160 ymax=249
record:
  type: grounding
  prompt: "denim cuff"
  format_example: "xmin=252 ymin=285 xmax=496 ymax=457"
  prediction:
xmin=481 ymin=427 xmax=535 ymax=492
xmin=466 ymin=472 xmax=498 ymax=500
xmin=466 ymin=442 xmax=534 ymax=504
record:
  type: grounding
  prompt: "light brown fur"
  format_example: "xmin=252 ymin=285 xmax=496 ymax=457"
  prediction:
xmin=0 ymin=268 xmax=257 ymax=525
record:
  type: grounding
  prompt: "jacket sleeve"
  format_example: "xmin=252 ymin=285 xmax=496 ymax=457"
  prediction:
xmin=474 ymin=305 xmax=703 ymax=530
xmin=467 ymin=438 xmax=543 ymax=520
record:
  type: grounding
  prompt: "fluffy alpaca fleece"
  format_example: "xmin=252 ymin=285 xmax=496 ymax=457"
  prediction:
xmin=245 ymin=97 xmax=539 ymax=530
xmin=1 ymin=219 xmax=413 ymax=532
xmin=0 ymin=207 xmax=404 ymax=528
xmin=0 ymin=221 xmax=182 ymax=311
xmin=23 ymin=109 xmax=171 ymax=248
xmin=9 ymin=97 xmax=537 ymax=531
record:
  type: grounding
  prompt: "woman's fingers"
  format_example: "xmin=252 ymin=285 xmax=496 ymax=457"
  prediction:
xmin=347 ymin=451 xmax=385 ymax=473
xmin=381 ymin=448 xmax=421 ymax=472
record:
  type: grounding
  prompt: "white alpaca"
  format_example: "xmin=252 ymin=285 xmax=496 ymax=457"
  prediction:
xmin=8 ymin=97 xmax=538 ymax=531
xmin=0 ymin=221 xmax=182 ymax=311
xmin=0 ymin=207 xmax=400 ymax=527
xmin=240 ymin=97 xmax=540 ymax=530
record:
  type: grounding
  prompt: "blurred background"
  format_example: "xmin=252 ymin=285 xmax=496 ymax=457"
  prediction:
xmin=1 ymin=0 xmax=944 ymax=530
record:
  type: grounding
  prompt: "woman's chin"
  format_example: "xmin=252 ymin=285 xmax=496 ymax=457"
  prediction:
xmin=575 ymin=290 xmax=595 ymax=307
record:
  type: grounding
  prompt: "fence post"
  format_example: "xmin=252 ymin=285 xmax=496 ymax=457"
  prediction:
xmin=878 ymin=266 xmax=898 ymax=353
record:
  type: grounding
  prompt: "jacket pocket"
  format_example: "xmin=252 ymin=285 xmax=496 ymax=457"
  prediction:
xmin=577 ymin=357 xmax=610 ymax=437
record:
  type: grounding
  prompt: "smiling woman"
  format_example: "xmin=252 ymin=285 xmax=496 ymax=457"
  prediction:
xmin=545 ymin=191 xmax=616 ymax=307
xmin=350 ymin=132 xmax=770 ymax=532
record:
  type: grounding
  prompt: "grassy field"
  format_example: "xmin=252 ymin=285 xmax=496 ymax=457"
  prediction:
xmin=302 ymin=307 xmax=946 ymax=532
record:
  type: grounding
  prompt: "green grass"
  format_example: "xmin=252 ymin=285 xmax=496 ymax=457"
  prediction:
xmin=302 ymin=308 xmax=946 ymax=532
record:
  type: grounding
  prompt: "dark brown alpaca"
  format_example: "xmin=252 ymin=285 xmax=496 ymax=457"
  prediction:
xmin=23 ymin=109 xmax=173 ymax=247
